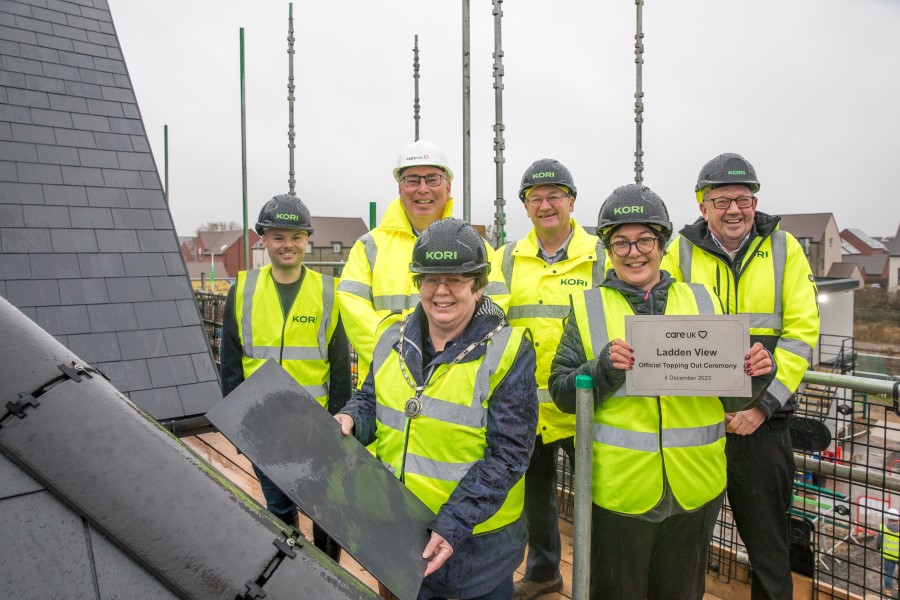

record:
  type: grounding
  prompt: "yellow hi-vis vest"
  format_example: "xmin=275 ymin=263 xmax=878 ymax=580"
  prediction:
xmin=486 ymin=220 xmax=603 ymax=443
xmin=569 ymin=283 xmax=726 ymax=515
xmin=336 ymin=197 xmax=455 ymax=389
xmin=370 ymin=321 xmax=526 ymax=534
xmin=236 ymin=264 xmax=338 ymax=408
xmin=882 ymin=524 xmax=900 ymax=560
xmin=662 ymin=230 xmax=819 ymax=410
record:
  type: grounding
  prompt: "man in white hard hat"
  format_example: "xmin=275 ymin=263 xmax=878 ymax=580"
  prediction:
xmin=880 ymin=508 xmax=900 ymax=597
xmin=337 ymin=140 xmax=455 ymax=389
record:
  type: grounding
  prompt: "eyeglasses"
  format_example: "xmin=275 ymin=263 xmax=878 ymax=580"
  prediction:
xmin=609 ymin=236 xmax=657 ymax=257
xmin=704 ymin=195 xmax=755 ymax=210
xmin=400 ymin=173 xmax=447 ymax=189
xmin=418 ymin=275 xmax=474 ymax=291
xmin=525 ymin=193 xmax=570 ymax=208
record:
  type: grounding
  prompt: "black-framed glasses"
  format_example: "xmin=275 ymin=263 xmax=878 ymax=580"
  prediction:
xmin=400 ymin=173 xmax=447 ymax=189
xmin=704 ymin=195 xmax=755 ymax=210
xmin=609 ymin=236 xmax=657 ymax=257
xmin=525 ymin=193 xmax=570 ymax=208
xmin=418 ymin=275 xmax=474 ymax=291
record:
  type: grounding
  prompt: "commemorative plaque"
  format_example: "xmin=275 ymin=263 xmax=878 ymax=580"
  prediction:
xmin=624 ymin=314 xmax=751 ymax=397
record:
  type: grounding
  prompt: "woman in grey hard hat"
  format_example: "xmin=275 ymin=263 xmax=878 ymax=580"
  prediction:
xmin=549 ymin=185 xmax=775 ymax=600
xmin=336 ymin=218 xmax=538 ymax=600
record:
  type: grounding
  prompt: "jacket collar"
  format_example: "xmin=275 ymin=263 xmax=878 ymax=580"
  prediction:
xmin=378 ymin=196 xmax=456 ymax=235
xmin=514 ymin=219 xmax=599 ymax=259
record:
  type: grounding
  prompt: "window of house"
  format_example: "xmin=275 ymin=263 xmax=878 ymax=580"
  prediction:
xmin=333 ymin=242 xmax=342 ymax=254
xmin=308 ymin=241 xmax=314 ymax=252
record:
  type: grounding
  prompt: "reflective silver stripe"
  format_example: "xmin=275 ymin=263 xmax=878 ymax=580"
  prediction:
xmin=303 ymin=384 xmax=328 ymax=399
xmin=240 ymin=268 xmax=261 ymax=355
xmin=679 ymin=237 xmax=693 ymax=282
xmin=583 ymin=290 xmax=609 ymax=358
xmin=404 ymin=453 xmax=476 ymax=482
xmin=318 ymin=276 xmax=334 ymax=360
xmin=771 ymin=231 xmax=786 ymax=322
xmin=371 ymin=322 xmax=401 ymax=377
xmin=361 ymin=233 xmax=377 ymax=271
xmin=594 ymin=423 xmax=658 ymax=453
xmin=248 ymin=346 xmax=322 ymax=361
xmin=777 ymin=337 xmax=814 ymax=363
xmin=422 ymin=392 xmax=486 ymax=429
xmin=501 ymin=243 xmax=515 ymax=288
xmin=373 ymin=294 xmax=419 ymax=312
xmin=376 ymin=403 xmax=406 ymax=432
xmin=537 ymin=389 xmax=554 ymax=404
xmin=337 ymin=279 xmax=373 ymax=302
xmin=661 ymin=422 xmax=724 ymax=448
xmin=591 ymin=240 xmax=605 ymax=286
xmin=472 ymin=326 xmax=514 ymax=410
xmin=749 ymin=313 xmax=783 ymax=329
xmin=767 ymin=378 xmax=793 ymax=406
xmin=686 ymin=283 xmax=717 ymax=315
xmin=507 ymin=304 xmax=570 ymax=320
xmin=484 ymin=281 xmax=509 ymax=296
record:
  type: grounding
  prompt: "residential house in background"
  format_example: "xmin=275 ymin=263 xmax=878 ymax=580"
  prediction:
xmin=886 ymin=223 xmax=900 ymax=292
xmin=777 ymin=213 xmax=841 ymax=277
xmin=182 ymin=229 xmax=259 ymax=292
xmin=840 ymin=229 xmax=888 ymax=256
xmin=252 ymin=216 xmax=368 ymax=278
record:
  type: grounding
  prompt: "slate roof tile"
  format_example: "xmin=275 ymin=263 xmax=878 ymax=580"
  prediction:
xmin=36 ymin=303 xmax=91 ymax=334
xmin=29 ymin=252 xmax=79 ymax=278
xmin=68 ymin=205 xmax=111 ymax=227
xmin=17 ymin=161 xmax=62 ymax=183
xmin=23 ymin=203 xmax=70 ymax=227
xmin=1 ymin=227 xmax=52 ymax=251
xmin=133 ymin=300 xmax=182 ymax=329
xmin=117 ymin=328 xmax=166 ymax=360
xmin=86 ymin=301 xmax=137 ymax=332
xmin=49 ymin=227 xmax=98 ymax=252
xmin=13 ymin=122 xmax=55 ymax=143
xmin=76 ymin=252 xmax=123 ymax=277
xmin=0 ymin=253 xmax=30 ymax=278
xmin=25 ymin=72 xmax=66 ymax=92
xmin=5 ymin=277 xmax=60 ymax=306
xmin=67 ymin=330 xmax=120 ymax=361
xmin=58 ymin=276 xmax=108 ymax=303
xmin=105 ymin=274 xmax=150 ymax=301
xmin=37 ymin=142 xmax=80 ymax=164
xmin=43 ymin=182 xmax=88 ymax=205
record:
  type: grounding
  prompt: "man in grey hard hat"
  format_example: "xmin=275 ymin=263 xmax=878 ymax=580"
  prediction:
xmin=487 ymin=159 xmax=603 ymax=599
xmin=220 ymin=194 xmax=350 ymax=563
xmin=337 ymin=140 xmax=456 ymax=390
xmin=662 ymin=153 xmax=820 ymax=600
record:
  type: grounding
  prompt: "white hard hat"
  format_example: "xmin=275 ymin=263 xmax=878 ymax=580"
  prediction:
xmin=888 ymin=508 xmax=899 ymax=520
xmin=393 ymin=140 xmax=454 ymax=182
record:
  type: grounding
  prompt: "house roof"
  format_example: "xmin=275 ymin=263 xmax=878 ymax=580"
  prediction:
xmin=196 ymin=229 xmax=244 ymax=253
xmin=844 ymin=228 xmax=887 ymax=251
xmin=841 ymin=239 xmax=860 ymax=255
xmin=250 ymin=216 xmax=369 ymax=249
xmin=185 ymin=258 xmax=229 ymax=280
xmin=885 ymin=223 xmax=900 ymax=256
xmin=827 ymin=262 xmax=862 ymax=279
xmin=775 ymin=213 xmax=835 ymax=240
xmin=842 ymin=254 xmax=888 ymax=275
xmin=0 ymin=0 xmax=221 ymax=421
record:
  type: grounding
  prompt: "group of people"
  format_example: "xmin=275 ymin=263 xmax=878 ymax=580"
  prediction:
xmin=220 ymin=140 xmax=820 ymax=600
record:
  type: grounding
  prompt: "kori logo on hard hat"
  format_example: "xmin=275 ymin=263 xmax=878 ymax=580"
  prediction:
xmin=425 ymin=251 xmax=457 ymax=260
xmin=276 ymin=213 xmax=299 ymax=221
xmin=727 ymin=170 xmax=746 ymax=176
xmin=613 ymin=205 xmax=644 ymax=215
xmin=532 ymin=171 xmax=555 ymax=179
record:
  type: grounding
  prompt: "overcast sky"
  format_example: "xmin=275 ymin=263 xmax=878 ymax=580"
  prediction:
xmin=110 ymin=0 xmax=900 ymax=242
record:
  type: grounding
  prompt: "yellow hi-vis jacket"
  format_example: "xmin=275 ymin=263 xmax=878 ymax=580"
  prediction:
xmin=486 ymin=220 xmax=603 ymax=443
xmin=569 ymin=283 xmax=726 ymax=515
xmin=336 ymin=197 xmax=455 ymax=388
xmin=370 ymin=321 xmax=527 ymax=534
xmin=882 ymin=523 xmax=900 ymax=560
xmin=235 ymin=264 xmax=338 ymax=407
xmin=662 ymin=216 xmax=819 ymax=417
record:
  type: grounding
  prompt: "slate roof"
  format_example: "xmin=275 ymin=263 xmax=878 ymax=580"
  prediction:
xmin=776 ymin=213 xmax=835 ymax=240
xmin=0 ymin=0 xmax=221 ymax=421
xmin=844 ymin=228 xmax=887 ymax=252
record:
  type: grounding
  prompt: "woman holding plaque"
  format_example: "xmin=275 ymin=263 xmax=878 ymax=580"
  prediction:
xmin=549 ymin=184 xmax=775 ymax=600
xmin=336 ymin=218 xmax=538 ymax=600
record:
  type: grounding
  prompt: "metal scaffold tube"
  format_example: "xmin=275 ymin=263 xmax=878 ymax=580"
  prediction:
xmin=240 ymin=27 xmax=249 ymax=271
xmin=413 ymin=35 xmax=420 ymax=141
xmin=287 ymin=3 xmax=296 ymax=195
xmin=573 ymin=375 xmax=594 ymax=600
xmin=491 ymin=0 xmax=506 ymax=247
xmin=462 ymin=0 xmax=471 ymax=223
xmin=634 ymin=0 xmax=645 ymax=185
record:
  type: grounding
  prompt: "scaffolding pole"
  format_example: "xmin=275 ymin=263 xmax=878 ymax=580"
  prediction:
xmin=462 ymin=0 xmax=471 ymax=223
xmin=491 ymin=0 xmax=506 ymax=247
xmin=634 ymin=0 xmax=645 ymax=185
xmin=413 ymin=35 xmax=420 ymax=141
xmin=287 ymin=3 xmax=296 ymax=194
